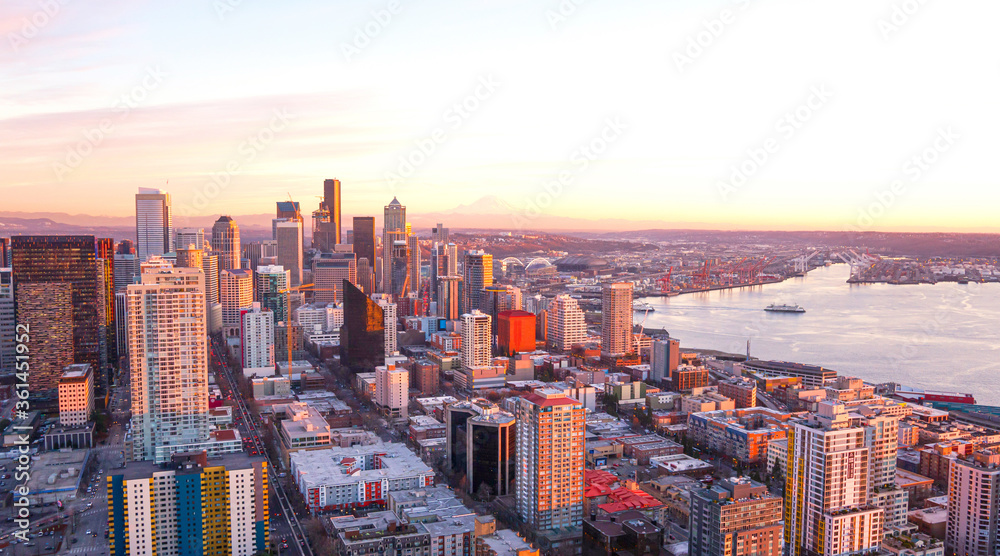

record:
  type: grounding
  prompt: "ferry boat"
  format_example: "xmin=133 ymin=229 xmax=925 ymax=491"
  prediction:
xmin=764 ymin=303 xmax=805 ymax=313
xmin=633 ymin=301 xmax=655 ymax=312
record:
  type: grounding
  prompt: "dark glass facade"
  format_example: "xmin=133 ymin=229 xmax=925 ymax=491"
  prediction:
xmin=352 ymin=217 xmax=376 ymax=275
xmin=469 ymin=420 xmax=515 ymax=497
xmin=340 ymin=279 xmax=384 ymax=371
xmin=11 ymin=235 xmax=103 ymax=395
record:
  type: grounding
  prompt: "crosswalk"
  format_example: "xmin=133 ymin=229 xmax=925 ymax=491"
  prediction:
xmin=62 ymin=546 xmax=97 ymax=555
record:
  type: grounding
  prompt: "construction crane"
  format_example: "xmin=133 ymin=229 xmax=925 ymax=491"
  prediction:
xmin=792 ymin=251 xmax=820 ymax=275
xmin=694 ymin=260 xmax=712 ymax=289
xmin=656 ymin=267 xmax=673 ymax=294
xmin=277 ymin=283 xmax=338 ymax=372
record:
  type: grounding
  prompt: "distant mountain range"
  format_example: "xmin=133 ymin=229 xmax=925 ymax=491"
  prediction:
xmin=0 ymin=195 xmax=687 ymax=239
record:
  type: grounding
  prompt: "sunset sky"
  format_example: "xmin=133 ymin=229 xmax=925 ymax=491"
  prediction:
xmin=2 ymin=0 xmax=998 ymax=231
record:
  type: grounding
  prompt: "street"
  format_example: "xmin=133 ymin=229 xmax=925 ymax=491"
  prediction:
xmin=210 ymin=338 xmax=314 ymax=556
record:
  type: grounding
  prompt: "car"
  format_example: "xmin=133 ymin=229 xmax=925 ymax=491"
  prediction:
xmin=72 ymin=538 xmax=78 ymax=544
xmin=85 ymin=530 xmax=92 ymax=535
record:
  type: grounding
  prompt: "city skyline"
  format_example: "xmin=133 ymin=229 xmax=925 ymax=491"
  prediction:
xmin=3 ymin=0 xmax=1000 ymax=232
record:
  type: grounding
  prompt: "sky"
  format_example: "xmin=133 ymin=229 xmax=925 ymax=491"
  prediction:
xmin=2 ymin=0 xmax=999 ymax=232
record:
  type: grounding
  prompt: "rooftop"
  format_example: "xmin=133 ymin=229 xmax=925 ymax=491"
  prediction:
xmin=290 ymin=442 xmax=433 ymax=490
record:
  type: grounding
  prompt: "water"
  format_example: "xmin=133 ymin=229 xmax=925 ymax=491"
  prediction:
xmin=638 ymin=264 xmax=1000 ymax=404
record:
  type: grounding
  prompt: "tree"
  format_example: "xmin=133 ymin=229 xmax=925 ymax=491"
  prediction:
xmin=476 ymin=481 xmax=494 ymax=501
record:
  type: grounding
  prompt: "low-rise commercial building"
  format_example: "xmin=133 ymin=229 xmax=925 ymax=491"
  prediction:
xmin=289 ymin=442 xmax=434 ymax=513
xmin=688 ymin=407 xmax=795 ymax=466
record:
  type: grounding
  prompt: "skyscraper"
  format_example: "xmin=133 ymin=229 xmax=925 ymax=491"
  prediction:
xmin=113 ymin=253 xmax=140 ymax=292
xmin=12 ymin=235 xmax=103 ymax=393
xmin=382 ymin=197 xmax=406 ymax=292
xmin=0 ymin=238 xmax=9 ymax=267
xmin=431 ymin=223 xmax=449 ymax=243
xmin=275 ymin=201 xmax=301 ymax=236
xmin=241 ymin=303 xmax=275 ymax=369
xmin=211 ymin=216 xmax=241 ymax=271
xmin=115 ymin=239 xmax=135 ymax=255
xmin=357 ymin=257 xmax=374 ymax=295
xmin=340 ymin=280 xmax=385 ymax=370
xmin=446 ymin=399 xmax=516 ymax=497
xmin=201 ymin=253 xmax=219 ymax=305
xmin=325 ymin=178 xmax=342 ymax=245
xmin=463 ymin=250 xmax=493 ymax=316
xmin=220 ymin=269 xmax=253 ymax=335
xmin=650 ymin=337 xmax=681 ymax=384
xmin=16 ymin=283 xmax=74 ymax=392
xmin=373 ymin=293 xmax=398 ymax=355
xmin=175 ymin=227 xmax=205 ymax=251
xmin=0 ymin=268 xmax=13 ymax=374
xmin=601 ymin=282 xmax=633 ymax=356
xmin=254 ymin=265 xmax=289 ymax=322
xmin=352 ymin=217 xmax=376 ymax=291
xmin=461 ymin=310 xmax=492 ymax=369
xmin=546 ymin=294 xmax=587 ymax=351
xmin=312 ymin=252 xmax=356 ymax=304
xmin=689 ymin=477 xmax=783 ymax=556
xmin=481 ymin=284 xmax=522 ymax=339
xmin=242 ymin=241 xmax=262 ymax=270
xmin=437 ymin=276 xmax=463 ymax=320
xmin=785 ymin=402 xmax=883 ymax=556
xmin=389 ymin=239 xmax=410 ymax=298
xmin=275 ymin=219 xmax=304 ymax=286
xmin=514 ymin=389 xmax=585 ymax=532
xmin=127 ymin=260 xmax=210 ymax=462
xmin=407 ymin=233 xmax=420 ymax=299
xmin=135 ymin=188 xmax=173 ymax=261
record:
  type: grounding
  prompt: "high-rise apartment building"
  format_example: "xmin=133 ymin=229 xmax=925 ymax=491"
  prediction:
xmin=254 ymin=265 xmax=289 ymax=322
xmin=312 ymin=252 xmax=356 ymax=304
xmin=12 ymin=235 xmax=103 ymax=393
xmin=437 ymin=276 xmax=463 ymax=320
xmin=514 ymin=389 xmax=585 ymax=532
xmin=785 ymin=402 xmax=883 ymax=556
xmin=946 ymin=449 xmax=1000 ymax=556
xmin=127 ymin=260 xmax=210 ymax=462
xmin=135 ymin=188 xmax=173 ymax=261
xmin=373 ymin=293 xmax=398 ymax=356
xmin=340 ymin=280 xmax=385 ymax=370
xmin=0 ymin=268 xmax=14 ymax=373
xmin=58 ymin=363 xmax=94 ymax=427
xmin=241 ymin=303 xmax=275 ymax=369
xmin=375 ymin=363 xmax=409 ymax=420
xmin=220 ymin=269 xmax=253 ymax=334
xmin=108 ymin=451 xmax=269 ymax=556
xmin=275 ymin=219 xmax=304 ymax=286
xmin=463 ymin=250 xmax=493 ymax=317
xmin=601 ymin=282 xmax=633 ymax=356
xmin=382 ymin=197 xmax=406 ymax=292
xmin=461 ymin=310 xmax=492 ymax=370
xmin=689 ymin=477 xmax=783 ymax=556
xmin=175 ymin=227 xmax=205 ymax=251
xmin=211 ymin=216 xmax=241 ymax=271
xmin=546 ymin=294 xmax=587 ymax=351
